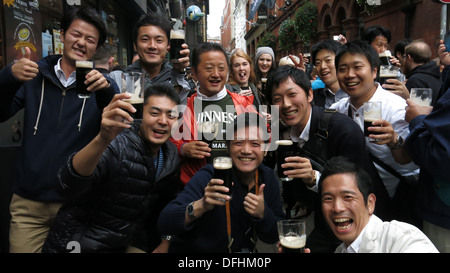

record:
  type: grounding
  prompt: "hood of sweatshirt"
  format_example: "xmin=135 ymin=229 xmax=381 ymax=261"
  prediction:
xmin=406 ymin=61 xmax=441 ymax=79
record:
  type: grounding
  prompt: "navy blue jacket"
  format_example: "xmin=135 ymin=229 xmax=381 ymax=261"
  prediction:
xmin=406 ymin=65 xmax=450 ymax=229
xmin=0 ymin=55 xmax=118 ymax=201
xmin=157 ymin=163 xmax=285 ymax=253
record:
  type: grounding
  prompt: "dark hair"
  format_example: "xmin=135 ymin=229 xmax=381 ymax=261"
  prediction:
xmin=191 ymin=42 xmax=229 ymax=70
xmin=92 ymin=44 xmax=113 ymax=62
xmin=311 ymin=39 xmax=343 ymax=65
xmin=362 ymin=25 xmax=391 ymax=44
xmin=266 ymin=65 xmax=311 ymax=104
xmin=133 ymin=12 xmax=171 ymax=46
xmin=61 ymin=6 xmax=107 ymax=48
xmin=335 ymin=40 xmax=380 ymax=71
xmin=144 ymin=83 xmax=181 ymax=106
xmin=226 ymin=112 xmax=270 ymax=147
xmin=394 ymin=38 xmax=413 ymax=59
xmin=318 ymin=157 xmax=374 ymax=204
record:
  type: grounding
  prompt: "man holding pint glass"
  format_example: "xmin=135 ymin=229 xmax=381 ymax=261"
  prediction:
xmin=158 ymin=113 xmax=285 ymax=253
xmin=267 ymin=65 xmax=382 ymax=253
xmin=122 ymin=12 xmax=192 ymax=105
xmin=331 ymin=40 xmax=420 ymax=227
xmin=0 ymin=7 xmax=118 ymax=253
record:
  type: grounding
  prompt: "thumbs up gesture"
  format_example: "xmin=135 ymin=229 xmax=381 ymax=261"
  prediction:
xmin=12 ymin=47 xmax=39 ymax=82
xmin=244 ymin=184 xmax=266 ymax=219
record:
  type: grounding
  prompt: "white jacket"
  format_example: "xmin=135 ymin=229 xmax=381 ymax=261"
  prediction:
xmin=335 ymin=215 xmax=439 ymax=253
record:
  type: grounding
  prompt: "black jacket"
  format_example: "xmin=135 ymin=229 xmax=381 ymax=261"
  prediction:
xmin=42 ymin=127 xmax=181 ymax=253
xmin=405 ymin=61 xmax=442 ymax=105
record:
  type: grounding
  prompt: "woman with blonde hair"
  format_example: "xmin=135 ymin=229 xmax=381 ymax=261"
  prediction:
xmin=226 ymin=49 xmax=261 ymax=106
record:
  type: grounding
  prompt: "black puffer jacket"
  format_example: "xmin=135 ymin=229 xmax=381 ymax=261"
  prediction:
xmin=42 ymin=127 xmax=181 ymax=253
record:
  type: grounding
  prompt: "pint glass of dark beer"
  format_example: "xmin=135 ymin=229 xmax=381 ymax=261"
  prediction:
xmin=213 ymin=157 xmax=233 ymax=198
xmin=379 ymin=50 xmax=392 ymax=66
xmin=170 ymin=29 xmax=185 ymax=63
xmin=363 ymin=101 xmax=382 ymax=137
xmin=121 ymin=72 xmax=144 ymax=123
xmin=277 ymin=220 xmax=306 ymax=253
xmin=379 ymin=65 xmax=400 ymax=89
xmin=276 ymin=140 xmax=295 ymax=182
xmin=76 ymin=61 xmax=94 ymax=99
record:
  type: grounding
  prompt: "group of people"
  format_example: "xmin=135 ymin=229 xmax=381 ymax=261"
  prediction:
xmin=1 ymin=7 xmax=448 ymax=254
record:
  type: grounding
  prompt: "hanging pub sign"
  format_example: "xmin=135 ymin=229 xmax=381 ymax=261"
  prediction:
xmin=3 ymin=0 xmax=42 ymax=63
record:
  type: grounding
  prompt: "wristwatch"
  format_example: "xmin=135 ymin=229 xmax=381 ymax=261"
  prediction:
xmin=187 ymin=201 xmax=197 ymax=219
xmin=390 ymin=134 xmax=404 ymax=149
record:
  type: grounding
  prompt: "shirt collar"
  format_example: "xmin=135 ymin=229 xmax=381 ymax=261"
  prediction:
xmin=196 ymin=86 xmax=227 ymax=101
xmin=290 ymin=108 xmax=312 ymax=146
xmin=341 ymin=215 xmax=374 ymax=253
xmin=54 ymin=58 xmax=76 ymax=87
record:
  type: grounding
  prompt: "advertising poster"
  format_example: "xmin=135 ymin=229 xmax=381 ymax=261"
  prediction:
xmin=42 ymin=30 xmax=53 ymax=58
xmin=3 ymin=0 xmax=42 ymax=63
xmin=52 ymin=29 xmax=63 ymax=55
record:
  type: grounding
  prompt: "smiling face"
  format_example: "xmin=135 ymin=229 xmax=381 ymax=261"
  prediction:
xmin=231 ymin=56 xmax=251 ymax=86
xmin=140 ymin=95 xmax=178 ymax=155
xmin=257 ymin=53 xmax=273 ymax=75
xmin=271 ymin=76 xmax=313 ymax=130
xmin=61 ymin=19 xmax=100 ymax=64
xmin=314 ymin=49 xmax=338 ymax=90
xmin=134 ymin=25 xmax=169 ymax=68
xmin=321 ymin=173 xmax=375 ymax=247
xmin=192 ymin=50 xmax=228 ymax=97
xmin=337 ymin=52 xmax=378 ymax=108
xmin=229 ymin=125 xmax=266 ymax=176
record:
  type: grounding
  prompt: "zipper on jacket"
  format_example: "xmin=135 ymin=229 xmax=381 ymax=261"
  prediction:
xmin=57 ymin=89 xmax=67 ymax=128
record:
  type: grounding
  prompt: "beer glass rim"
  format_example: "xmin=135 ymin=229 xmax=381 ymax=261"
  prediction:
xmin=277 ymin=219 xmax=305 ymax=225
xmin=123 ymin=71 xmax=143 ymax=77
xmin=213 ymin=156 xmax=232 ymax=162
xmin=411 ymin=88 xmax=432 ymax=91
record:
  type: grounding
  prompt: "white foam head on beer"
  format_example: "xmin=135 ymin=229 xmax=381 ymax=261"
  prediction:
xmin=364 ymin=109 xmax=381 ymax=121
xmin=275 ymin=140 xmax=293 ymax=146
xmin=280 ymin=235 xmax=306 ymax=249
xmin=214 ymin=157 xmax=232 ymax=169
xmin=76 ymin=61 xmax=93 ymax=69
xmin=379 ymin=50 xmax=392 ymax=58
xmin=170 ymin=29 xmax=185 ymax=39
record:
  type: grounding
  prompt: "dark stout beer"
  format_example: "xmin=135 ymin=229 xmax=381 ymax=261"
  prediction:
xmin=170 ymin=29 xmax=185 ymax=63
xmin=276 ymin=140 xmax=294 ymax=182
xmin=213 ymin=157 xmax=233 ymax=197
xmin=76 ymin=61 xmax=94 ymax=99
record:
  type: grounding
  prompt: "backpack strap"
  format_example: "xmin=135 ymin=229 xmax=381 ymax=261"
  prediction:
xmin=301 ymin=109 xmax=337 ymax=172
xmin=316 ymin=109 xmax=336 ymax=140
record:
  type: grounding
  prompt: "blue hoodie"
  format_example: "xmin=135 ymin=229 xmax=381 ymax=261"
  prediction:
xmin=0 ymin=55 xmax=118 ymax=202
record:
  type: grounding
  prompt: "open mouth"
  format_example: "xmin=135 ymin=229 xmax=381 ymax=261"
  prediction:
xmin=153 ymin=129 xmax=168 ymax=138
xmin=346 ymin=82 xmax=359 ymax=88
xmin=209 ymin=79 xmax=222 ymax=86
xmin=321 ymin=71 xmax=330 ymax=77
xmin=73 ymin=47 xmax=86 ymax=57
xmin=283 ymin=109 xmax=298 ymax=119
xmin=239 ymin=72 xmax=247 ymax=78
xmin=333 ymin=217 xmax=353 ymax=231
xmin=239 ymin=157 xmax=254 ymax=162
